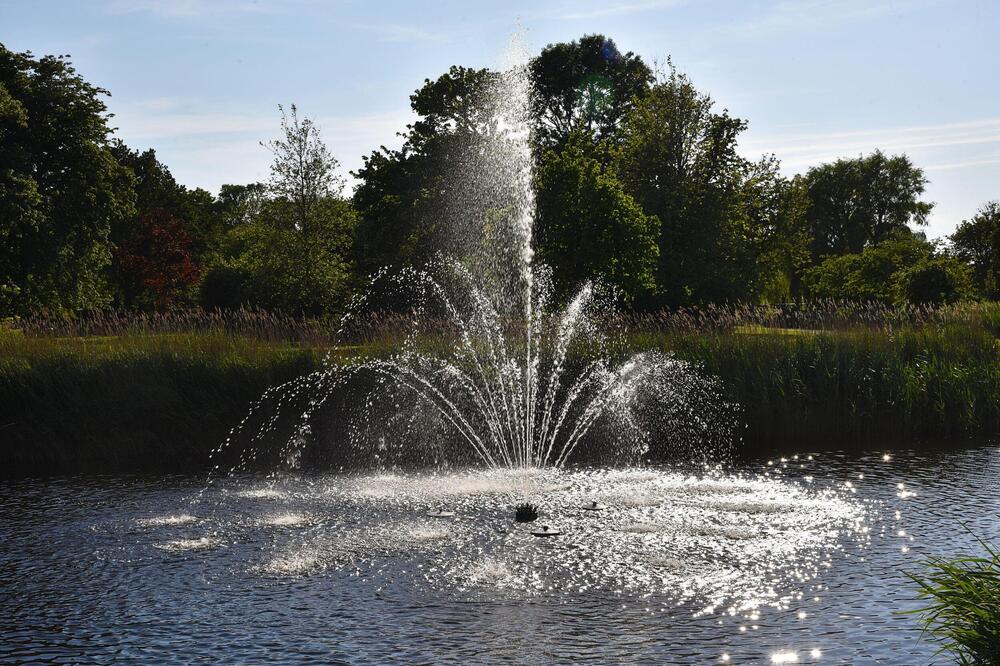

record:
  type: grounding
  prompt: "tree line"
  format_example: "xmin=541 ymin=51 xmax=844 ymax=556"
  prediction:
xmin=2 ymin=36 xmax=998 ymax=318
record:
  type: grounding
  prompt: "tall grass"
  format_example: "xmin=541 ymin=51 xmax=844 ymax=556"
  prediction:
xmin=908 ymin=537 xmax=1000 ymax=664
xmin=3 ymin=301 xmax=1000 ymax=473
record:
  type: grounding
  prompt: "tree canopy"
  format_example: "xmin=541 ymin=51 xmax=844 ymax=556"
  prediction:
xmin=0 ymin=44 xmax=135 ymax=313
xmin=803 ymin=151 xmax=933 ymax=260
xmin=0 ymin=37 xmax=991 ymax=318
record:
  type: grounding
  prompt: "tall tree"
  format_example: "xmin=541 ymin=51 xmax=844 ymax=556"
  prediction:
xmin=530 ymin=35 xmax=651 ymax=151
xmin=950 ymin=201 xmax=1000 ymax=297
xmin=204 ymin=106 xmax=356 ymax=315
xmin=262 ymin=104 xmax=344 ymax=233
xmin=352 ymin=67 xmax=494 ymax=275
xmin=0 ymin=45 xmax=135 ymax=314
xmin=803 ymin=151 xmax=932 ymax=260
xmin=109 ymin=142 xmax=219 ymax=307
xmin=617 ymin=66 xmax=758 ymax=306
xmin=534 ymin=136 xmax=659 ymax=301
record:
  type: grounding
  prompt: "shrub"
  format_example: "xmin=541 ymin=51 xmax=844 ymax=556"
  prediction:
xmin=895 ymin=256 xmax=975 ymax=305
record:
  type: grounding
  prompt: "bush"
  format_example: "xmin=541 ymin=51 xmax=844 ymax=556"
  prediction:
xmin=895 ymin=257 xmax=975 ymax=305
xmin=200 ymin=264 xmax=252 ymax=310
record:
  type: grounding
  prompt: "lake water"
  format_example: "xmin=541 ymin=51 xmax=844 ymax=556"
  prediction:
xmin=1 ymin=444 xmax=997 ymax=664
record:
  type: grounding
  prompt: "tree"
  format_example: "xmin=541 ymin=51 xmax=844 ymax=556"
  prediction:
xmin=114 ymin=210 xmax=199 ymax=309
xmin=530 ymin=35 xmax=651 ymax=151
xmin=894 ymin=256 xmax=973 ymax=305
xmin=352 ymin=67 xmax=495 ymax=275
xmin=950 ymin=201 xmax=1000 ymax=297
xmin=616 ymin=66 xmax=761 ymax=306
xmin=0 ymin=45 xmax=135 ymax=314
xmin=534 ymin=137 xmax=659 ymax=301
xmin=802 ymin=232 xmax=934 ymax=301
xmin=212 ymin=198 xmax=356 ymax=314
xmin=740 ymin=164 xmax=812 ymax=302
xmin=262 ymin=104 xmax=344 ymax=232
xmin=205 ymin=106 xmax=357 ymax=315
xmin=109 ymin=142 xmax=220 ymax=308
xmin=803 ymin=151 xmax=933 ymax=260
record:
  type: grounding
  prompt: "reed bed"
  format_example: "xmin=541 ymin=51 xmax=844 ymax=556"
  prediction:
xmin=3 ymin=301 xmax=1000 ymax=473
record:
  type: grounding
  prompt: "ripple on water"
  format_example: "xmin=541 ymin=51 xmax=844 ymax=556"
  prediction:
xmin=154 ymin=537 xmax=217 ymax=551
xmin=263 ymin=512 xmax=312 ymax=527
xmin=135 ymin=514 xmax=198 ymax=527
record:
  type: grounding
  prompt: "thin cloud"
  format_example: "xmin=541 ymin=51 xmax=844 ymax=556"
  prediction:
xmin=743 ymin=117 xmax=1000 ymax=169
xmin=924 ymin=156 xmax=1000 ymax=172
xmin=104 ymin=0 xmax=274 ymax=19
xmin=723 ymin=0 xmax=939 ymax=36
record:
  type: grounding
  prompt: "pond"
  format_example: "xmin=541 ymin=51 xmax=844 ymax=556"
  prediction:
xmin=1 ymin=444 xmax=997 ymax=664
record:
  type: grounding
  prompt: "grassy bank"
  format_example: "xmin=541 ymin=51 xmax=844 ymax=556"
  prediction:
xmin=3 ymin=302 xmax=1000 ymax=473
xmin=0 ymin=329 xmax=323 ymax=475
xmin=660 ymin=324 xmax=1000 ymax=448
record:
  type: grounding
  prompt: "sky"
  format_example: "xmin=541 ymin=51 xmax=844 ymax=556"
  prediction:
xmin=2 ymin=0 xmax=998 ymax=239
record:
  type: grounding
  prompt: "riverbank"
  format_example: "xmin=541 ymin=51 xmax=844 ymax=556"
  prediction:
xmin=0 ymin=330 xmax=323 ymax=475
xmin=3 ymin=304 xmax=999 ymax=474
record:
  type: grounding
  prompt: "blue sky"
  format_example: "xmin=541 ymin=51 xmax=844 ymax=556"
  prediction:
xmin=3 ymin=0 xmax=998 ymax=238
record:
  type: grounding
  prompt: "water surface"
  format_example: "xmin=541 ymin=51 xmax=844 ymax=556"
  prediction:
xmin=1 ymin=445 xmax=997 ymax=664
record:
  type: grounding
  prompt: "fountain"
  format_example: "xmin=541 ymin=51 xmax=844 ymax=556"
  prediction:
xmin=208 ymin=35 xmax=735 ymax=477
xmin=165 ymin=36 xmax=874 ymax=661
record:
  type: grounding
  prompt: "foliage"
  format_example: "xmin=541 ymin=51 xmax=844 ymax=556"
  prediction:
xmin=741 ymin=164 xmax=812 ymax=301
xmin=803 ymin=150 xmax=932 ymax=260
xmin=8 ymin=301 xmax=1000 ymax=472
xmin=0 ymin=325 xmax=320 ymax=475
xmin=212 ymin=197 xmax=356 ymax=315
xmin=0 ymin=45 xmax=135 ymax=314
xmin=262 ymin=104 xmax=344 ymax=231
xmin=894 ymin=256 xmax=975 ymax=305
xmin=114 ymin=209 xmax=200 ymax=309
xmin=202 ymin=106 xmax=357 ymax=315
xmin=908 ymin=537 xmax=1000 ymax=664
xmin=534 ymin=137 xmax=658 ymax=301
xmin=803 ymin=232 xmax=934 ymax=301
xmin=951 ymin=201 xmax=1000 ymax=297
xmin=352 ymin=67 xmax=493 ymax=275
xmin=110 ymin=141 xmax=220 ymax=268
xmin=616 ymin=65 xmax=778 ymax=306
xmin=530 ymin=34 xmax=651 ymax=151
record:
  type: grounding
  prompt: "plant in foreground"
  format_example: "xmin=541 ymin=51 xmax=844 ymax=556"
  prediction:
xmin=907 ymin=535 xmax=1000 ymax=664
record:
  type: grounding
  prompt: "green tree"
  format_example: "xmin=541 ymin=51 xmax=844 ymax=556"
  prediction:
xmin=950 ymin=201 xmax=1000 ymax=297
xmin=214 ymin=198 xmax=356 ymax=314
xmin=0 ymin=45 xmax=135 ymax=314
xmin=894 ymin=256 xmax=974 ymax=305
xmin=262 ymin=104 xmax=344 ymax=232
xmin=617 ymin=66 xmax=762 ymax=306
xmin=740 ymin=164 xmax=812 ymax=302
xmin=530 ymin=35 xmax=651 ymax=152
xmin=803 ymin=151 xmax=933 ymax=260
xmin=534 ymin=137 xmax=658 ymax=301
xmin=353 ymin=67 xmax=494 ymax=275
xmin=109 ymin=142 xmax=219 ymax=307
xmin=205 ymin=106 xmax=356 ymax=315
xmin=802 ymin=232 xmax=934 ymax=301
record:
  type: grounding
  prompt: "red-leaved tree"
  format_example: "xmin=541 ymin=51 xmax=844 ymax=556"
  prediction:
xmin=114 ymin=210 xmax=200 ymax=309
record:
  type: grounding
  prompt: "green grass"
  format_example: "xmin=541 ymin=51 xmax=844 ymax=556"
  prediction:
xmin=4 ymin=301 xmax=1000 ymax=472
xmin=0 ymin=328 xmax=325 ymax=474
xmin=650 ymin=324 xmax=1000 ymax=448
xmin=908 ymin=537 xmax=1000 ymax=664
